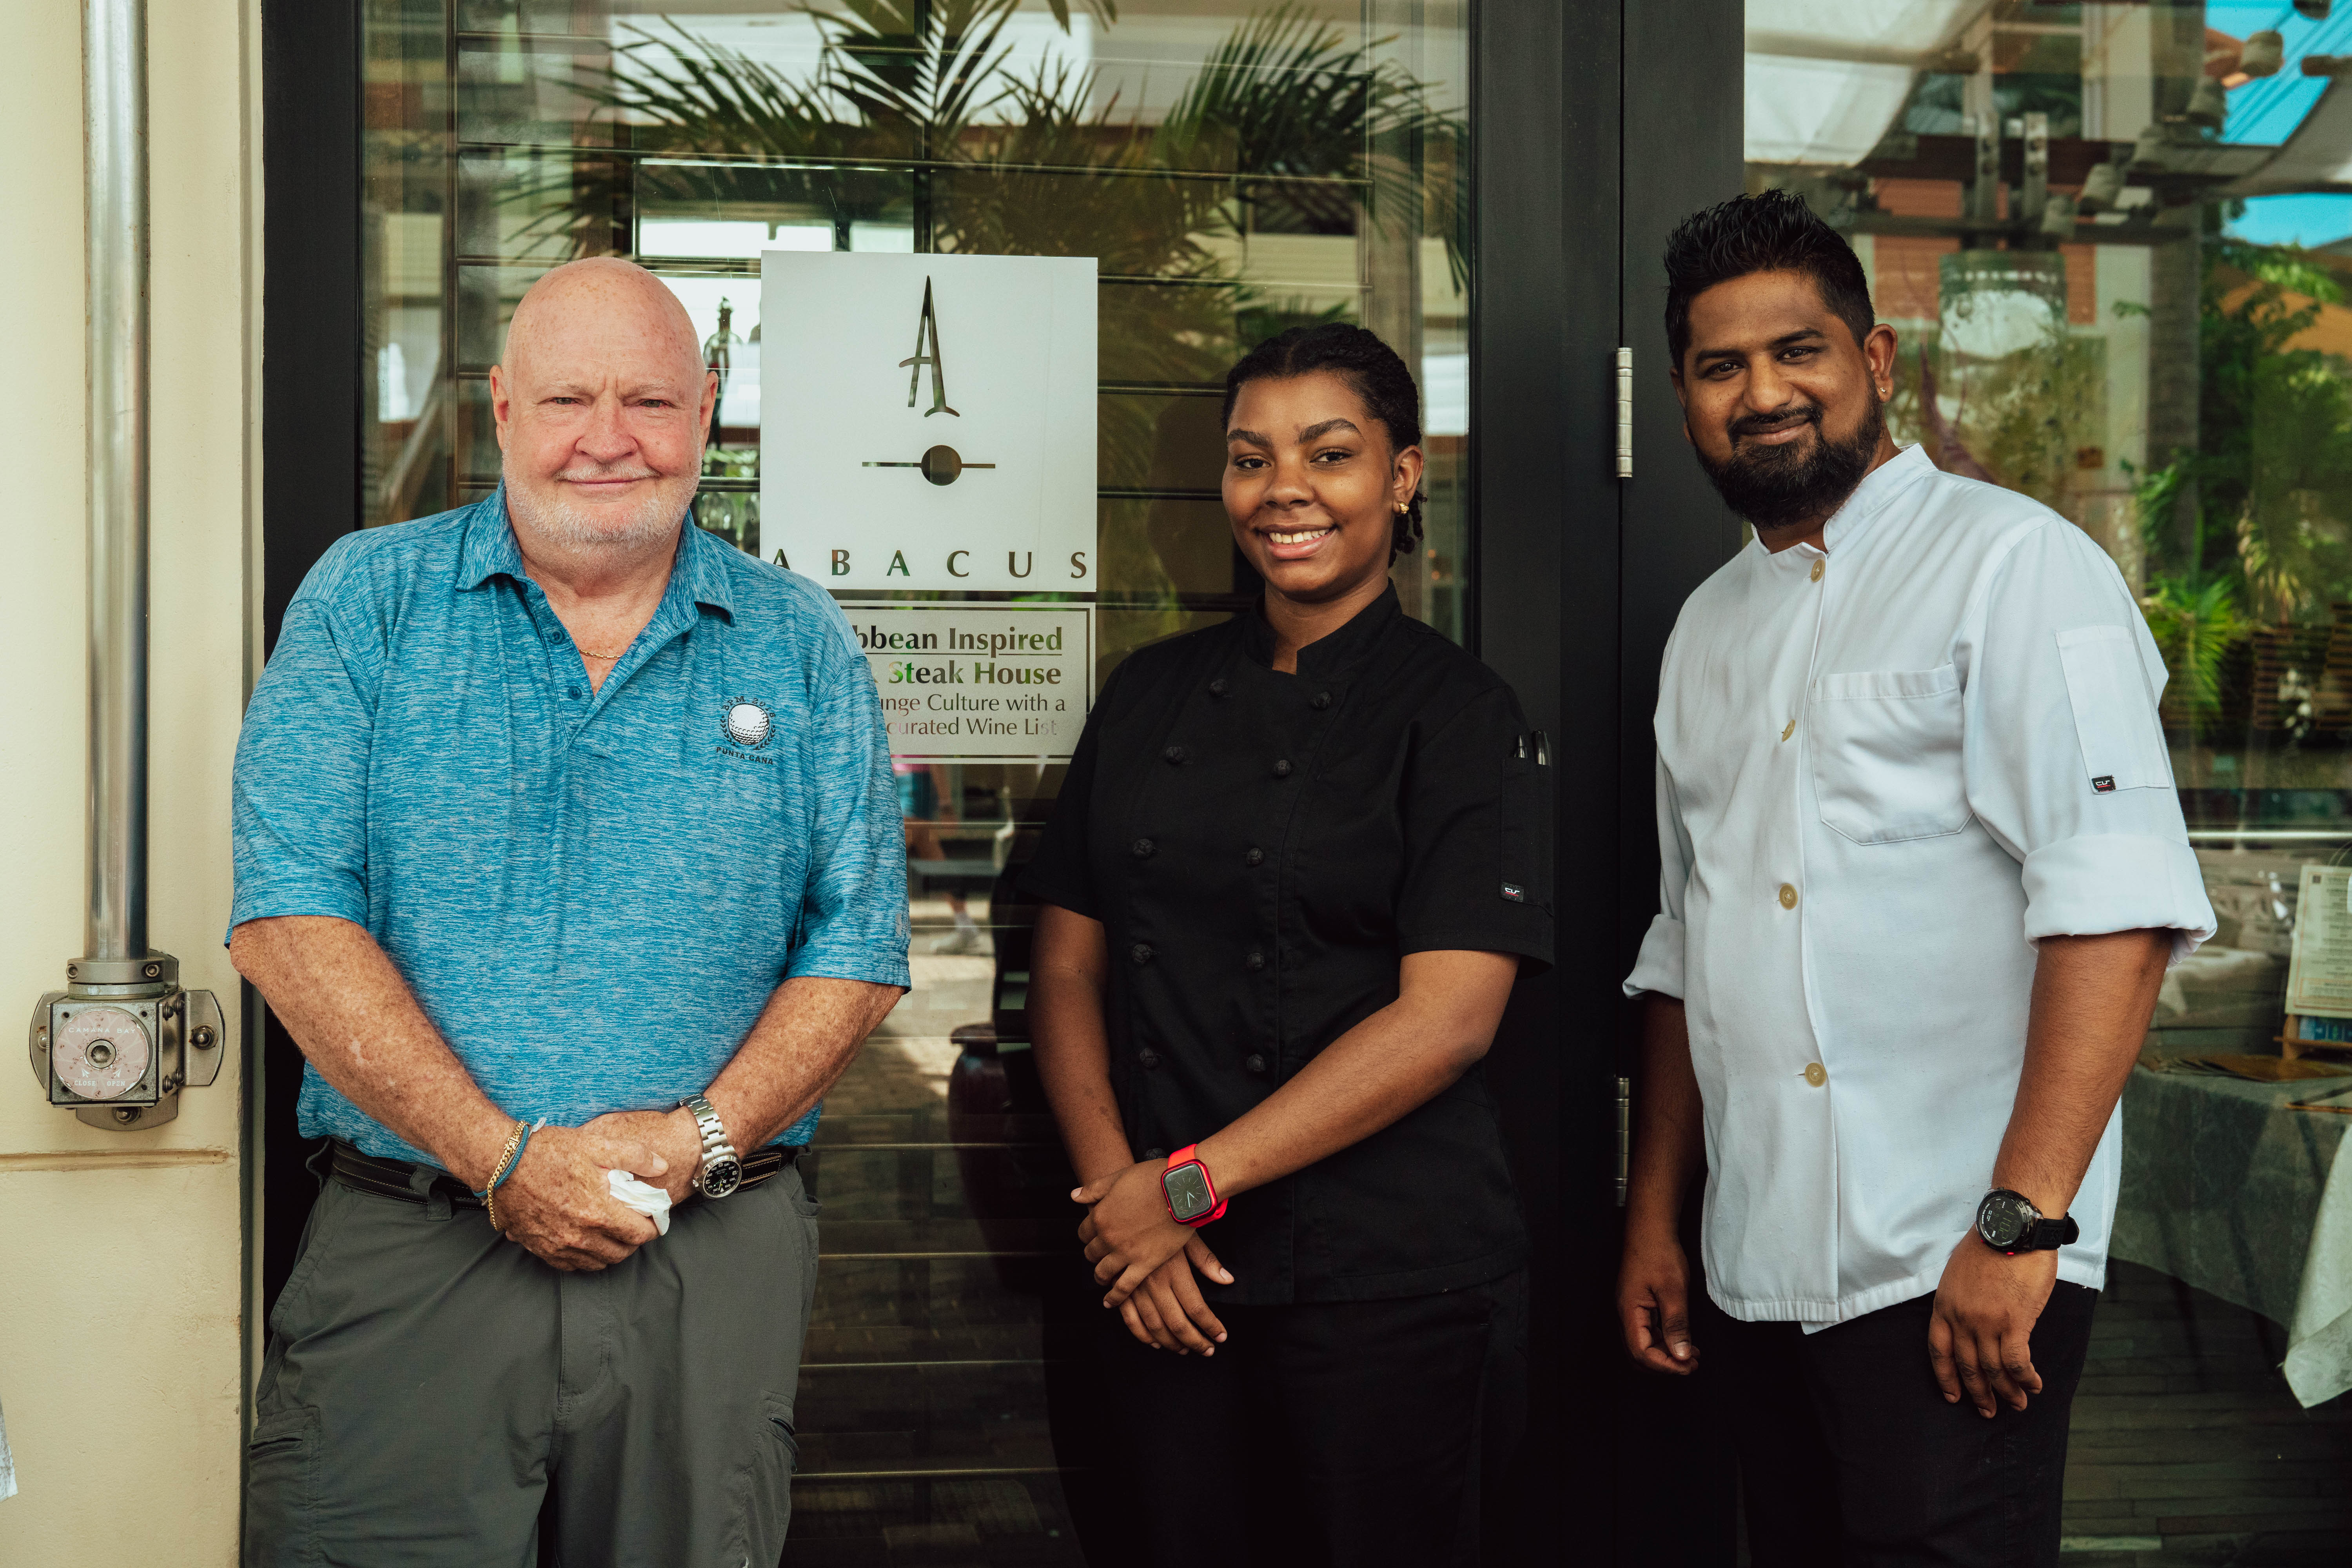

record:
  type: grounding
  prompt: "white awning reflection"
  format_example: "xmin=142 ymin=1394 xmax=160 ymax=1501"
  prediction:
xmin=1744 ymin=0 xmax=1985 ymax=165
xmin=2231 ymin=77 xmax=2352 ymax=194
xmin=1748 ymin=0 xmax=1982 ymax=62
xmin=1746 ymin=54 xmax=1917 ymax=165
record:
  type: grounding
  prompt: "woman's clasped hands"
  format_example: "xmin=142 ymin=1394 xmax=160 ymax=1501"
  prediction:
xmin=1073 ymin=1158 xmax=1236 ymax=1357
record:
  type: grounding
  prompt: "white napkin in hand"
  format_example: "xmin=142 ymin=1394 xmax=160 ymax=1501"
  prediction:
xmin=607 ymin=1169 xmax=673 ymax=1237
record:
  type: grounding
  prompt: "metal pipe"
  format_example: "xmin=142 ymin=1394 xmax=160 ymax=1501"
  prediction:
xmin=84 ymin=0 xmax=149 ymax=961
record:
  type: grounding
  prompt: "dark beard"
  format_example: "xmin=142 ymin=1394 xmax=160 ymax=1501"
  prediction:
xmin=1696 ymin=393 xmax=1885 ymax=534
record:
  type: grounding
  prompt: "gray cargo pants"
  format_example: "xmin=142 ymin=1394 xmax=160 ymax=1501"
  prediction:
xmin=245 ymin=1157 xmax=818 ymax=1568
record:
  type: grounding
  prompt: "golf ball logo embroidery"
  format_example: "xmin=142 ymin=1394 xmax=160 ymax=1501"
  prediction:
xmin=722 ymin=698 xmax=775 ymax=750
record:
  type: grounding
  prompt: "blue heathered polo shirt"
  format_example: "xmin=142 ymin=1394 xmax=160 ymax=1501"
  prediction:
xmin=229 ymin=492 xmax=911 ymax=1162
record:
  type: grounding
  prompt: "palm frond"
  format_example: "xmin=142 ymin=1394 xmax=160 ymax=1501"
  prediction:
xmin=2142 ymin=573 xmax=2245 ymax=724
xmin=508 ymin=2 xmax=1466 ymax=373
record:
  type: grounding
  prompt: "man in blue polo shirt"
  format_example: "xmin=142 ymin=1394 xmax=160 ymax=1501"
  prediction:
xmin=233 ymin=256 xmax=909 ymax=1566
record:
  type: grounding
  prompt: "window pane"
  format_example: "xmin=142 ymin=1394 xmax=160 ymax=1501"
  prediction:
xmin=361 ymin=1 xmax=1471 ymax=1554
xmin=1745 ymin=3 xmax=2352 ymax=1551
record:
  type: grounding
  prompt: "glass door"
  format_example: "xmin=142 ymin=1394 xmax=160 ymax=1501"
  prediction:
xmin=1739 ymin=2 xmax=2352 ymax=1559
xmin=355 ymin=1 xmax=1473 ymax=1556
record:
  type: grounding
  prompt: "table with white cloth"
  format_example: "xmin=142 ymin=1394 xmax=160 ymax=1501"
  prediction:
xmin=2111 ymin=1062 xmax=2352 ymax=1406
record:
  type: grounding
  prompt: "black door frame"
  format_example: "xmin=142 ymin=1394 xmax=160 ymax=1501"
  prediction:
xmin=1612 ymin=2 xmax=1748 ymax=1560
xmin=256 ymin=2 xmax=1750 ymax=1559
xmin=1470 ymin=2 xmax=1744 ymax=1559
xmin=255 ymin=0 xmax=363 ymax=1321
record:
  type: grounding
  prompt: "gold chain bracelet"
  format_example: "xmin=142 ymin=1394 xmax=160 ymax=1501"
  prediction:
xmin=481 ymin=1119 xmax=528 ymax=1232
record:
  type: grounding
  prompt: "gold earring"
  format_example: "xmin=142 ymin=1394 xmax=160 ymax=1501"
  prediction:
xmin=1394 ymin=501 xmax=1408 ymax=514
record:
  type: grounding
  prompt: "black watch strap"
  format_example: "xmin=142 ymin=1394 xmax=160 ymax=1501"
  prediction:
xmin=2026 ymin=1213 xmax=2080 ymax=1250
xmin=1977 ymin=1189 xmax=2078 ymax=1254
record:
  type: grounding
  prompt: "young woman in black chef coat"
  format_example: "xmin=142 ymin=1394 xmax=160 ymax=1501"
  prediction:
xmin=1023 ymin=322 xmax=1553 ymax=1564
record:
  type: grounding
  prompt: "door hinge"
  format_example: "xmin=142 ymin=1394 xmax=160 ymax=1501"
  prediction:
xmin=1615 ymin=1074 xmax=1632 ymax=1206
xmin=1614 ymin=347 xmax=1633 ymax=479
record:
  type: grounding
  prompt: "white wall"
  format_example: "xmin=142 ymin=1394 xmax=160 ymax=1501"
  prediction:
xmin=0 ymin=1 xmax=255 ymax=1562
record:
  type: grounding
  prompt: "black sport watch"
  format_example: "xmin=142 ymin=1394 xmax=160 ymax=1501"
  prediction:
xmin=1975 ymin=1189 xmax=2078 ymax=1256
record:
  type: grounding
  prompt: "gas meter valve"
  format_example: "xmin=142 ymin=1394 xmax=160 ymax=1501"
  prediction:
xmin=27 ymin=953 xmax=222 ymax=1130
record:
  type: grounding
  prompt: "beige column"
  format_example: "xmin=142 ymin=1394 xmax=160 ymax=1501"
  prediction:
xmin=0 ymin=1 xmax=257 ymax=1562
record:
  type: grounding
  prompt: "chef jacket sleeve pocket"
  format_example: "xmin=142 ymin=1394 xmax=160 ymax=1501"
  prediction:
xmin=2054 ymin=624 xmax=2171 ymax=794
xmin=1809 ymin=664 xmax=1970 ymax=845
xmin=1498 ymin=731 xmax=1553 ymax=912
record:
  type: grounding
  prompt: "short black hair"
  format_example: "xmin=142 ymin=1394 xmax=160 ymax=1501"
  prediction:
xmin=1222 ymin=322 xmax=1425 ymax=563
xmin=1663 ymin=189 xmax=1876 ymax=367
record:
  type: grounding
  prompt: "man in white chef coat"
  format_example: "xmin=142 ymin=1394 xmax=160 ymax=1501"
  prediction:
xmin=1616 ymin=189 xmax=2216 ymax=1566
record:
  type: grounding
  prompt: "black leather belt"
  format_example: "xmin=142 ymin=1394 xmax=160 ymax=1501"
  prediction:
xmin=327 ymin=1138 xmax=794 ymax=1210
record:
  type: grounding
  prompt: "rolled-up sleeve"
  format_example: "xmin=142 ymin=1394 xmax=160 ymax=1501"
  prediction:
xmin=1624 ymin=747 xmax=1692 ymax=998
xmin=786 ymin=606 xmax=913 ymax=989
xmin=1962 ymin=520 xmax=2214 ymax=962
xmin=230 ymin=587 xmax=379 ymax=935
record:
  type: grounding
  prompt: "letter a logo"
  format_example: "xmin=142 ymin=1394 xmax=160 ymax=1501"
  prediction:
xmin=899 ymin=276 xmax=958 ymax=418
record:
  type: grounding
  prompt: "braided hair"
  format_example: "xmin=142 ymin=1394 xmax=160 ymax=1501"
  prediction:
xmin=1220 ymin=323 xmax=1426 ymax=562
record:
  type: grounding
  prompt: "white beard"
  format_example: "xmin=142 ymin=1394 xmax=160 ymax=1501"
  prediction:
xmin=502 ymin=458 xmax=699 ymax=552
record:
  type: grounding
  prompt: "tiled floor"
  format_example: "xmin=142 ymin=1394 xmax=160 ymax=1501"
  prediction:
xmin=2059 ymin=1261 xmax=2352 ymax=1565
xmin=817 ymin=904 xmax=2352 ymax=1564
xmin=789 ymin=931 xmax=1091 ymax=1564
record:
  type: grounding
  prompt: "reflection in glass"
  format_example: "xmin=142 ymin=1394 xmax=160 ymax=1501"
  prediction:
xmin=1746 ymin=3 xmax=2352 ymax=1548
xmin=361 ymin=2 xmax=1470 ymax=1555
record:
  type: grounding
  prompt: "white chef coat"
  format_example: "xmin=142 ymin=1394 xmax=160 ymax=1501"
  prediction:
xmin=1624 ymin=444 xmax=2215 ymax=1328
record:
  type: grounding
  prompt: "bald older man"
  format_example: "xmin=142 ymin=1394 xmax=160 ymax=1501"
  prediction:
xmin=232 ymin=258 xmax=909 ymax=1566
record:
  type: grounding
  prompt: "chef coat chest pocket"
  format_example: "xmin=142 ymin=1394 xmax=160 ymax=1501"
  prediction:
xmin=1809 ymin=664 xmax=1970 ymax=844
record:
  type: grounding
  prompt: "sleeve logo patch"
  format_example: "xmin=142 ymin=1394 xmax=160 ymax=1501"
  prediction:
xmin=2092 ymin=775 xmax=2116 ymax=794
xmin=1501 ymin=882 xmax=1526 ymax=903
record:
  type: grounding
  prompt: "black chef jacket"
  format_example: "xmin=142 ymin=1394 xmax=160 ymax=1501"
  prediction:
xmin=1022 ymin=585 xmax=1553 ymax=1305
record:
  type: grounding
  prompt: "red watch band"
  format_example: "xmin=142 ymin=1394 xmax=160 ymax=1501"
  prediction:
xmin=1162 ymin=1144 xmax=1227 ymax=1227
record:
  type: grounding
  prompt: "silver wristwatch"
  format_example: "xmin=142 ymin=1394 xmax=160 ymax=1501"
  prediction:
xmin=680 ymin=1094 xmax=744 ymax=1199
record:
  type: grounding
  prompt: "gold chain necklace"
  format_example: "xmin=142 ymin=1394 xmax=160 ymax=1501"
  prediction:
xmin=576 ymin=641 xmax=630 ymax=661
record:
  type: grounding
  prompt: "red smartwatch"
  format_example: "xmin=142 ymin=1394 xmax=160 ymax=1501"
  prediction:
xmin=1160 ymin=1145 xmax=1226 ymax=1227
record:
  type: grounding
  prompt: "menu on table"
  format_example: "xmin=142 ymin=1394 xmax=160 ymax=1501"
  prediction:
xmin=2284 ymin=864 xmax=2352 ymax=1020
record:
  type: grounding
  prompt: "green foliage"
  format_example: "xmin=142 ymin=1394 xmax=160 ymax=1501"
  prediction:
xmin=2140 ymin=574 xmax=2245 ymax=726
xmin=1973 ymin=325 xmax=2107 ymax=517
xmin=535 ymin=3 xmax=1464 ymax=294
xmin=2098 ymin=231 xmax=2352 ymax=738
xmin=1880 ymin=308 xmax=2104 ymax=523
xmin=2140 ymin=236 xmax=2352 ymax=616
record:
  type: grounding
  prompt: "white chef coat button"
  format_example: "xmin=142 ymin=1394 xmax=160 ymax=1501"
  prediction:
xmin=1804 ymin=1062 xmax=1828 ymax=1088
xmin=1778 ymin=884 xmax=1798 ymax=910
xmin=1780 ymin=719 xmax=1795 ymax=742
xmin=1809 ymin=559 xmax=1824 ymax=583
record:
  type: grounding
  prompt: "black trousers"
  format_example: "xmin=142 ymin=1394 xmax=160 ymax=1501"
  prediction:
xmin=1053 ymin=1270 xmax=1525 ymax=1568
xmin=1708 ymin=1281 xmax=2098 ymax=1568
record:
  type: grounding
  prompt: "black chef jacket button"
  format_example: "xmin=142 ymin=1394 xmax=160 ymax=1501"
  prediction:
xmin=1143 ymin=1147 xmax=1166 ymax=1161
xmin=1131 ymin=837 xmax=1156 ymax=858
xmin=1163 ymin=745 xmax=1186 ymax=765
xmin=1311 ymin=692 xmax=1332 ymax=710
xmin=1245 ymin=1053 xmax=1268 ymax=1074
xmin=1138 ymin=1048 xmax=1161 ymax=1069
xmin=1208 ymin=678 xmax=1229 ymax=697
xmin=1244 ymin=948 xmax=1266 ymax=972
xmin=1272 ymin=759 xmax=1293 ymax=778
xmin=1130 ymin=943 xmax=1154 ymax=965
xmin=1244 ymin=847 xmax=1264 ymax=867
